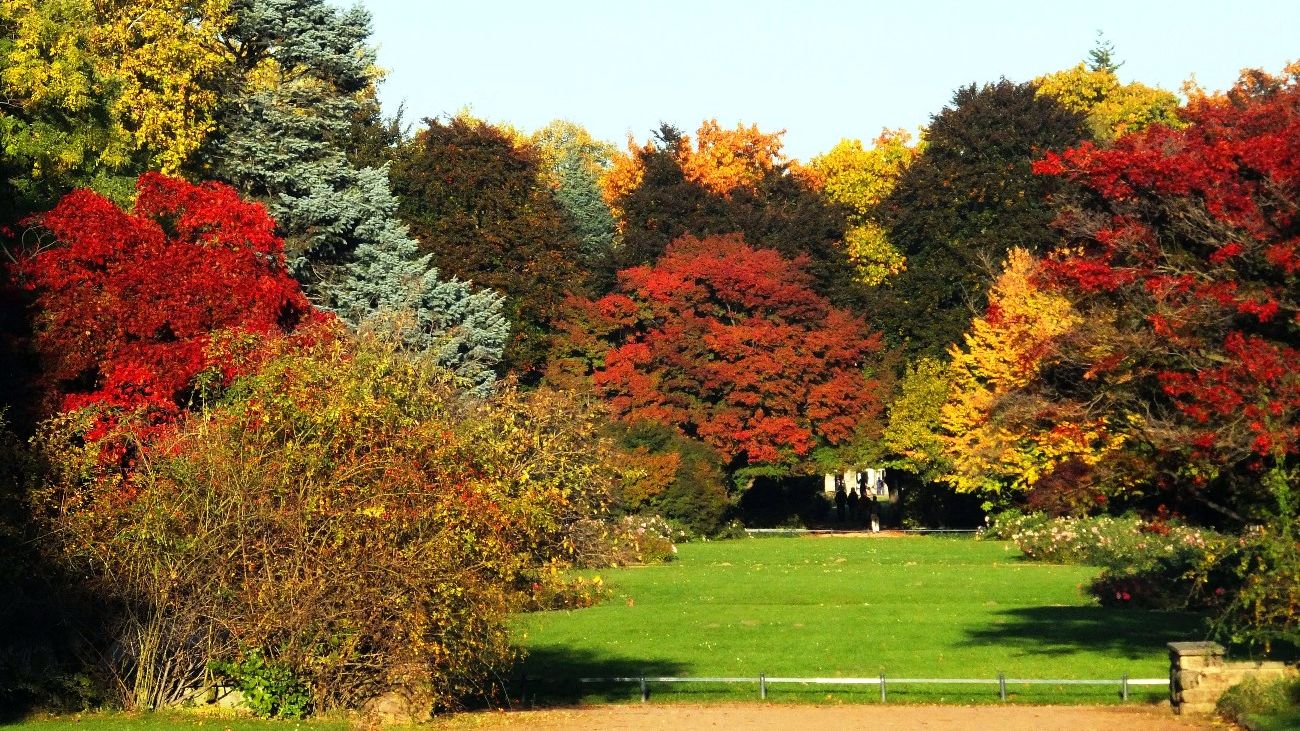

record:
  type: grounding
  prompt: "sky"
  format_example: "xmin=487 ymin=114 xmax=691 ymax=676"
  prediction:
xmin=353 ymin=0 xmax=1300 ymax=161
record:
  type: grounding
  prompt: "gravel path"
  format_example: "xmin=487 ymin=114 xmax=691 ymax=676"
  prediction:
xmin=433 ymin=703 xmax=1226 ymax=730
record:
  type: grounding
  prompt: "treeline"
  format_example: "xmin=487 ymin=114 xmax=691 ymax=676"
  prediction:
xmin=0 ymin=0 xmax=1296 ymax=717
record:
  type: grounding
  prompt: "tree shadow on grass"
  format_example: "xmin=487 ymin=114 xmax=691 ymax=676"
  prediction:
xmin=961 ymin=605 xmax=1206 ymax=661
xmin=506 ymin=645 xmax=688 ymax=708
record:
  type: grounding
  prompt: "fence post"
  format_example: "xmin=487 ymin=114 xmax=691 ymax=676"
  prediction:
xmin=1121 ymin=673 xmax=1129 ymax=702
xmin=640 ymin=677 xmax=648 ymax=703
xmin=879 ymin=672 xmax=886 ymax=702
xmin=998 ymin=672 xmax=1007 ymax=701
xmin=760 ymin=673 xmax=767 ymax=700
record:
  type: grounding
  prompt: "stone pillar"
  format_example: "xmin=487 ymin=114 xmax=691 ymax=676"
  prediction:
xmin=824 ymin=473 xmax=836 ymax=495
xmin=1168 ymin=641 xmax=1226 ymax=715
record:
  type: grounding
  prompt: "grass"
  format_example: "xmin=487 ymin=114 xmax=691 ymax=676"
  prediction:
xmin=513 ymin=535 xmax=1203 ymax=705
xmin=2 ymin=535 xmax=1208 ymax=727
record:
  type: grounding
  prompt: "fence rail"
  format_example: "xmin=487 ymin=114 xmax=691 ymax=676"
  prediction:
xmin=577 ymin=672 xmax=1167 ymax=702
xmin=743 ymin=528 xmax=979 ymax=535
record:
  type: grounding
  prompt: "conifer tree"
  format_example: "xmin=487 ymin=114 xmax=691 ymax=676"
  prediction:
xmin=196 ymin=0 xmax=507 ymax=387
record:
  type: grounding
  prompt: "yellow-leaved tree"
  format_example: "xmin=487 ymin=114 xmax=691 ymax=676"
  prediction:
xmin=94 ymin=0 xmax=233 ymax=173
xmin=809 ymin=130 xmax=922 ymax=285
xmin=1 ymin=0 xmax=232 ymax=187
xmin=882 ymin=356 xmax=951 ymax=482
xmin=1035 ymin=64 xmax=1183 ymax=142
xmin=939 ymin=248 xmax=1125 ymax=494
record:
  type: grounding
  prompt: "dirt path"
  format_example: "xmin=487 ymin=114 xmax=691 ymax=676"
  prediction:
xmin=433 ymin=703 xmax=1228 ymax=730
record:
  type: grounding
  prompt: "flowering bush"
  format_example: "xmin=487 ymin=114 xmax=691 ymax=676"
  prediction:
xmin=607 ymin=514 xmax=682 ymax=565
xmin=984 ymin=511 xmax=1226 ymax=572
xmin=569 ymin=515 xmax=682 ymax=568
xmin=983 ymin=511 xmax=1230 ymax=610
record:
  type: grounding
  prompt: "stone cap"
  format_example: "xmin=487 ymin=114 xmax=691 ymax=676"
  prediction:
xmin=1168 ymin=641 xmax=1225 ymax=657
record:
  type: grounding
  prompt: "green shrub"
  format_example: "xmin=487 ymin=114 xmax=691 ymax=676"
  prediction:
xmin=1216 ymin=676 xmax=1300 ymax=728
xmin=210 ymin=651 xmax=311 ymax=719
xmin=1204 ymin=520 xmax=1300 ymax=654
xmin=610 ymin=421 xmax=732 ymax=537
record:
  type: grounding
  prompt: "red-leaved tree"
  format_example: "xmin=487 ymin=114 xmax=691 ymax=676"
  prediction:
xmin=1028 ymin=64 xmax=1300 ymax=520
xmin=16 ymin=173 xmax=320 ymax=433
xmin=550 ymin=234 xmax=884 ymax=473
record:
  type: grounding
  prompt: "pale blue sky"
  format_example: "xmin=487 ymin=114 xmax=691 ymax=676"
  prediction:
xmin=353 ymin=0 xmax=1300 ymax=161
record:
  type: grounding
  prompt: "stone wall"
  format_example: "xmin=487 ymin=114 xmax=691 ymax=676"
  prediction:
xmin=1168 ymin=641 xmax=1297 ymax=716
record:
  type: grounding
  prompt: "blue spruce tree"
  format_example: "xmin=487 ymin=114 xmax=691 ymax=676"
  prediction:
xmin=197 ymin=0 xmax=507 ymax=388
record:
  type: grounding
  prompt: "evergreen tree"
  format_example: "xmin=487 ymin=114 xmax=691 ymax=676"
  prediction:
xmin=529 ymin=120 xmax=619 ymax=281
xmin=1088 ymin=31 xmax=1123 ymax=73
xmin=196 ymin=0 xmax=506 ymax=387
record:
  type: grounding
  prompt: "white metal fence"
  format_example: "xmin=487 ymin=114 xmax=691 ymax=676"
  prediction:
xmin=576 ymin=672 xmax=1169 ymax=702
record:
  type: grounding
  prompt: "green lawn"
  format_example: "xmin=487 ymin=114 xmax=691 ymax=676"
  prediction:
xmin=514 ymin=535 xmax=1203 ymax=704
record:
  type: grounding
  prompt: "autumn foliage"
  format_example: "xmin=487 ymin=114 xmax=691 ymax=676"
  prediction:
xmin=939 ymin=249 xmax=1124 ymax=500
xmin=36 ymin=329 xmax=614 ymax=711
xmin=552 ymin=234 xmax=884 ymax=472
xmin=1032 ymin=65 xmax=1300 ymax=490
xmin=679 ymin=119 xmax=786 ymax=197
xmin=16 ymin=173 xmax=318 ymax=425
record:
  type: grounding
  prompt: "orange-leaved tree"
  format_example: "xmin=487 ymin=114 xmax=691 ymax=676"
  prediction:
xmin=551 ymin=233 xmax=885 ymax=477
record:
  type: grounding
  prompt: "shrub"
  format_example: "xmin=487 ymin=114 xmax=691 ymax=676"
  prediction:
xmin=518 ymin=573 xmax=610 ymax=612
xmin=610 ymin=421 xmax=732 ymax=537
xmin=32 ymin=327 xmax=614 ymax=714
xmin=569 ymin=514 xmax=682 ymax=568
xmin=1203 ymin=520 xmax=1300 ymax=654
xmin=606 ymin=514 xmax=681 ymax=565
xmin=983 ymin=511 xmax=1231 ymax=611
xmin=209 ymin=651 xmax=311 ymax=719
xmin=986 ymin=511 xmax=1226 ymax=571
xmin=1216 ymin=676 xmax=1300 ymax=727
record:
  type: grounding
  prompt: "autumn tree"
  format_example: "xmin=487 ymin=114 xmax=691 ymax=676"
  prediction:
xmin=1035 ymin=58 xmax=1182 ymax=142
xmin=866 ymin=80 xmax=1091 ymax=358
xmin=882 ymin=356 xmax=951 ymax=483
xmin=552 ymin=234 xmax=885 ymax=478
xmin=14 ymin=173 xmax=317 ymax=424
xmin=597 ymin=122 xmax=857 ymax=309
xmin=1025 ymin=63 xmax=1300 ymax=522
xmin=679 ymin=119 xmax=785 ymax=196
xmin=389 ymin=115 xmax=586 ymax=375
xmin=0 ymin=0 xmax=230 ymax=221
xmin=809 ymin=130 xmax=922 ymax=285
xmin=937 ymin=249 xmax=1126 ymax=508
